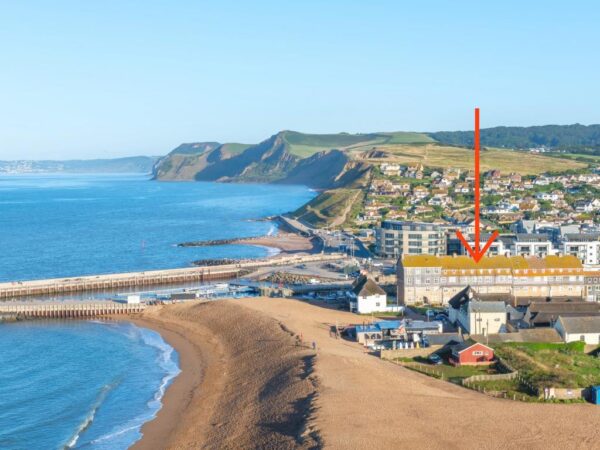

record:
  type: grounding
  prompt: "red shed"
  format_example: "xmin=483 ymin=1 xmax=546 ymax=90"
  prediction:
xmin=450 ymin=342 xmax=494 ymax=366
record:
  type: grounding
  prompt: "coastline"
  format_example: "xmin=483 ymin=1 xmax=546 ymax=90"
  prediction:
xmin=128 ymin=316 xmax=206 ymax=450
xmin=128 ymin=301 xmax=320 ymax=449
xmin=128 ymin=297 xmax=600 ymax=450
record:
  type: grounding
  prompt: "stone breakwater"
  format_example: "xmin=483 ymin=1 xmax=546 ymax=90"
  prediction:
xmin=178 ymin=236 xmax=268 ymax=248
xmin=191 ymin=258 xmax=253 ymax=267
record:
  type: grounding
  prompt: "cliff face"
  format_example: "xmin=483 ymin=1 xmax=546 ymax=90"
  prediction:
xmin=153 ymin=131 xmax=371 ymax=190
xmin=152 ymin=142 xmax=221 ymax=181
xmin=194 ymin=133 xmax=297 ymax=183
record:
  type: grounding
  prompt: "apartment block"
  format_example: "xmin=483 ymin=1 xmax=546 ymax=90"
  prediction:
xmin=375 ymin=221 xmax=446 ymax=259
xmin=397 ymin=255 xmax=584 ymax=305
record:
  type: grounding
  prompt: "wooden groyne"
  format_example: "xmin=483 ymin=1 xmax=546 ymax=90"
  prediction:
xmin=0 ymin=253 xmax=346 ymax=299
xmin=0 ymin=301 xmax=146 ymax=319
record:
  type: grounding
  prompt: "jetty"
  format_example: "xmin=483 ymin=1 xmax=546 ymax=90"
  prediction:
xmin=0 ymin=253 xmax=347 ymax=299
xmin=0 ymin=301 xmax=146 ymax=319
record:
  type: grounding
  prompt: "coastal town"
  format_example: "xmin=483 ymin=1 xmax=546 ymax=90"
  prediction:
xmin=6 ymin=1 xmax=600 ymax=448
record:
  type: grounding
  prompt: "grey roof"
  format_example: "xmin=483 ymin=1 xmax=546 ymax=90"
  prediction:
xmin=558 ymin=315 xmax=600 ymax=334
xmin=515 ymin=233 xmax=551 ymax=242
xmin=528 ymin=302 xmax=600 ymax=314
xmin=564 ymin=233 xmax=600 ymax=242
xmin=353 ymin=276 xmax=386 ymax=297
xmin=470 ymin=301 xmax=506 ymax=314
xmin=425 ymin=333 xmax=463 ymax=346
xmin=448 ymin=286 xmax=511 ymax=310
xmin=514 ymin=295 xmax=576 ymax=307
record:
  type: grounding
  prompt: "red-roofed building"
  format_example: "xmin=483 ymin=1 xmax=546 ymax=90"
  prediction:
xmin=450 ymin=342 xmax=495 ymax=366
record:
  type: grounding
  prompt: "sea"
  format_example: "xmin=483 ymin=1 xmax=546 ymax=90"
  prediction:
xmin=0 ymin=173 xmax=315 ymax=449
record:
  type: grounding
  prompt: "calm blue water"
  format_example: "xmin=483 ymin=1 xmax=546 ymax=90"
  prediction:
xmin=0 ymin=173 xmax=315 ymax=282
xmin=0 ymin=320 xmax=179 ymax=449
xmin=0 ymin=173 xmax=314 ymax=449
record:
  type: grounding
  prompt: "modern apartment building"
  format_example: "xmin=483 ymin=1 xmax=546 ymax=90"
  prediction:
xmin=561 ymin=233 xmax=600 ymax=266
xmin=585 ymin=271 xmax=600 ymax=302
xmin=375 ymin=221 xmax=446 ymax=259
xmin=397 ymin=255 xmax=584 ymax=305
xmin=450 ymin=233 xmax=555 ymax=258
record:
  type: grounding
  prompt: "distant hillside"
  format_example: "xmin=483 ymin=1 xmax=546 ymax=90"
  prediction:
xmin=429 ymin=124 xmax=600 ymax=152
xmin=153 ymin=130 xmax=431 ymax=185
xmin=0 ymin=156 xmax=157 ymax=174
xmin=151 ymin=125 xmax=596 ymax=227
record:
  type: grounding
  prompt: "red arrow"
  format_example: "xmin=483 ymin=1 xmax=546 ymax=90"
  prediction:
xmin=455 ymin=108 xmax=499 ymax=263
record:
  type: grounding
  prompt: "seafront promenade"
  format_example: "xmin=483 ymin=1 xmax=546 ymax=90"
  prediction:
xmin=0 ymin=253 xmax=347 ymax=299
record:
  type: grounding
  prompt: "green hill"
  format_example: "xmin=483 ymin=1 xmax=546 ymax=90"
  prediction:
xmin=281 ymin=130 xmax=433 ymax=158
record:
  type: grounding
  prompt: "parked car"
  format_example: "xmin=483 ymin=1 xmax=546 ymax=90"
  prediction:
xmin=428 ymin=354 xmax=443 ymax=365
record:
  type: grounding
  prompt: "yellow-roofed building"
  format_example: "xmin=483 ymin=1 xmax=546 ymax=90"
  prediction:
xmin=397 ymin=255 xmax=584 ymax=305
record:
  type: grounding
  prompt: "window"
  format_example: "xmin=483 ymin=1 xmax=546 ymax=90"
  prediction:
xmin=472 ymin=350 xmax=483 ymax=356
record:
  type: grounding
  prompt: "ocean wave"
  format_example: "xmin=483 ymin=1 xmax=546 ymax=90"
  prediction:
xmin=64 ymin=379 xmax=121 ymax=449
xmin=87 ymin=326 xmax=180 ymax=448
xmin=252 ymin=244 xmax=281 ymax=258
xmin=139 ymin=327 xmax=181 ymax=406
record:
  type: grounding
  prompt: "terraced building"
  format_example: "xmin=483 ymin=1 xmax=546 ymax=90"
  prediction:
xmin=397 ymin=255 xmax=584 ymax=305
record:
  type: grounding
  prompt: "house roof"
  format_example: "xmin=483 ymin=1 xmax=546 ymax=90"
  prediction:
xmin=469 ymin=301 xmax=507 ymax=314
xmin=424 ymin=333 xmax=463 ymax=346
xmin=352 ymin=276 xmax=386 ymax=297
xmin=527 ymin=301 xmax=600 ymax=314
xmin=448 ymin=286 xmax=512 ymax=310
xmin=558 ymin=315 xmax=600 ymax=334
xmin=401 ymin=255 xmax=582 ymax=272
xmin=526 ymin=301 xmax=600 ymax=325
xmin=450 ymin=341 xmax=494 ymax=354
xmin=403 ymin=320 xmax=441 ymax=331
xmin=513 ymin=295 xmax=578 ymax=307
xmin=355 ymin=320 xmax=400 ymax=333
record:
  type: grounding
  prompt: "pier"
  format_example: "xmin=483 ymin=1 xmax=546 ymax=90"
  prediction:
xmin=0 ymin=253 xmax=347 ymax=299
xmin=0 ymin=301 xmax=146 ymax=319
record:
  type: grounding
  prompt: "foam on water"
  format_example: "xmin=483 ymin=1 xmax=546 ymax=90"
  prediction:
xmin=0 ymin=320 xmax=180 ymax=450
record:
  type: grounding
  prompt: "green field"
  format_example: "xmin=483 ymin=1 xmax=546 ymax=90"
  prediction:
xmin=397 ymin=358 xmax=496 ymax=383
xmin=282 ymin=130 xmax=434 ymax=158
xmin=219 ymin=143 xmax=252 ymax=155
xmin=495 ymin=342 xmax=600 ymax=389
xmin=358 ymin=143 xmax=588 ymax=175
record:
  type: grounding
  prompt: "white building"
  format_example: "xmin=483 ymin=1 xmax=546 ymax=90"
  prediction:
xmin=375 ymin=220 xmax=446 ymax=258
xmin=512 ymin=234 xmax=555 ymax=258
xmin=447 ymin=287 xmax=507 ymax=335
xmin=561 ymin=234 xmax=600 ymax=266
xmin=554 ymin=316 xmax=600 ymax=345
xmin=349 ymin=276 xmax=388 ymax=314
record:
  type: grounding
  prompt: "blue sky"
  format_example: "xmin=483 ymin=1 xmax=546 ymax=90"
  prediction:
xmin=1 ymin=1 xmax=599 ymax=159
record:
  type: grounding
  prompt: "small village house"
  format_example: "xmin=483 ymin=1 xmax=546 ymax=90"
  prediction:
xmin=448 ymin=287 xmax=507 ymax=335
xmin=349 ymin=275 xmax=387 ymax=314
xmin=554 ymin=315 xmax=600 ymax=345
xmin=449 ymin=342 xmax=495 ymax=366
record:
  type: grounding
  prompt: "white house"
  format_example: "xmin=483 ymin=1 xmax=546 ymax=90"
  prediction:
xmin=349 ymin=276 xmax=388 ymax=314
xmin=448 ymin=287 xmax=507 ymax=335
xmin=554 ymin=315 xmax=600 ymax=345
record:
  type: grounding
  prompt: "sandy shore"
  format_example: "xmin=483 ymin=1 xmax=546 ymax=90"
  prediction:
xmin=131 ymin=300 xmax=320 ymax=450
xmin=237 ymin=232 xmax=320 ymax=254
xmin=132 ymin=297 xmax=600 ymax=450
